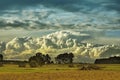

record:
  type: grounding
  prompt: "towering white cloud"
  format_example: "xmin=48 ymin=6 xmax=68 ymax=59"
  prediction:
xmin=0 ymin=30 xmax=119 ymax=62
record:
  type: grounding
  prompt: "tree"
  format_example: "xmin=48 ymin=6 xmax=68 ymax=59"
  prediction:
xmin=18 ymin=62 xmax=26 ymax=68
xmin=29 ymin=52 xmax=51 ymax=67
xmin=55 ymin=52 xmax=74 ymax=64
xmin=45 ymin=54 xmax=51 ymax=64
xmin=68 ymin=52 xmax=74 ymax=63
xmin=29 ymin=60 xmax=38 ymax=68
xmin=0 ymin=54 xmax=3 ymax=67
xmin=0 ymin=62 xmax=3 ymax=67
xmin=0 ymin=54 xmax=3 ymax=61
xmin=35 ymin=52 xmax=45 ymax=66
xmin=36 ymin=52 xmax=42 ymax=57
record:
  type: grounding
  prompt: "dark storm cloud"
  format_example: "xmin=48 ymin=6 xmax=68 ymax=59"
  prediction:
xmin=0 ymin=0 xmax=119 ymax=30
xmin=102 ymin=0 xmax=120 ymax=11
xmin=0 ymin=0 xmax=119 ymax=12
xmin=0 ymin=0 xmax=88 ymax=11
xmin=0 ymin=0 xmax=42 ymax=10
xmin=0 ymin=19 xmax=29 ymax=29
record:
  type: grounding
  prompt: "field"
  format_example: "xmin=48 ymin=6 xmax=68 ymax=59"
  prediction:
xmin=0 ymin=64 xmax=120 ymax=80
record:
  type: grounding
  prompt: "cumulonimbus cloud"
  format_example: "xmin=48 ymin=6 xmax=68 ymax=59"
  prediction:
xmin=0 ymin=30 xmax=119 ymax=62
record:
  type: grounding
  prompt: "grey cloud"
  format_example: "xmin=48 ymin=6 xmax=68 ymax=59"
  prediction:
xmin=100 ymin=47 xmax=120 ymax=57
xmin=0 ymin=0 xmax=119 ymax=12
xmin=0 ymin=20 xmax=29 ymax=29
xmin=0 ymin=0 xmax=119 ymax=30
xmin=0 ymin=0 xmax=42 ymax=10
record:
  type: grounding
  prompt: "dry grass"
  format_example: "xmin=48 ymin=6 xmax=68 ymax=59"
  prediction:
xmin=0 ymin=70 xmax=120 ymax=80
xmin=0 ymin=64 xmax=120 ymax=80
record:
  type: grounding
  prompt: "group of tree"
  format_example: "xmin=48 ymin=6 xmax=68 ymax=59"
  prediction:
xmin=0 ymin=54 xmax=3 ymax=67
xmin=55 ymin=52 xmax=74 ymax=64
xmin=29 ymin=52 xmax=74 ymax=67
xmin=29 ymin=52 xmax=51 ymax=67
xmin=0 ymin=54 xmax=3 ymax=61
xmin=0 ymin=52 xmax=75 ymax=67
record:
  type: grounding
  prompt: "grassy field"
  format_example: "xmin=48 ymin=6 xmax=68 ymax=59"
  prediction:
xmin=0 ymin=64 xmax=120 ymax=80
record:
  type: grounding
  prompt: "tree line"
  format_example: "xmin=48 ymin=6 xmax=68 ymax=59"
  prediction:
xmin=29 ymin=52 xmax=74 ymax=67
xmin=0 ymin=52 xmax=74 ymax=67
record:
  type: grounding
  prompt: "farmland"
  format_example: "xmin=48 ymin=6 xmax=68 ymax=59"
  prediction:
xmin=0 ymin=64 xmax=120 ymax=80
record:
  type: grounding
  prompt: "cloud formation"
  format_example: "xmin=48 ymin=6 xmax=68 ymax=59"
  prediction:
xmin=0 ymin=0 xmax=119 ymax=30
xmin=0 ymin=30 xmax=119 ymax=62
xmin=0 ymin=0 xmax=120 ymax=11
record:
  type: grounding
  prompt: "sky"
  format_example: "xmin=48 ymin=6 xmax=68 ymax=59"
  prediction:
xmin=0 ymin=0 xmax=120 ymax=42
xmin=0 ymin=0 xmax=120 ymax=61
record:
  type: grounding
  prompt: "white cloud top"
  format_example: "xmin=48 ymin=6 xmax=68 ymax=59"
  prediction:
xmin=0 ymin=31 xmax=119 ymax=62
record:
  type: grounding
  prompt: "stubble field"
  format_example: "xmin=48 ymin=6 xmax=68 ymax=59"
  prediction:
xmin=0 ymin=64 xmax=120 ymax=80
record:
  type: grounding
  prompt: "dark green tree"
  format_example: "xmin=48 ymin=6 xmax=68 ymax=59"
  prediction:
xmin=0 ymin=54 xmax=3 ymax=61
xmin=29 ymin=56 xmax=38 ymax=67
xmin=0 ymin=54 xmax=3 ymax=67
xmin=45 ymin=54 xmax=51 ymax=64
xmin=55 ymin=52 xmax=74 ymax=64
xmin=29 ymin=52 xmax=51 ymax=67
xmin=35 ymin=52 xmax=45 ymax=66
xmin=68 ymin=52 xmax=74 ymax=63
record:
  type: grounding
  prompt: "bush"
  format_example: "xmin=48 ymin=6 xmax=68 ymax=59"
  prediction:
xmin=18 ymin=63 xmax=26 ymax=68
xmin=76 ymin=64 xmax=82 ymax=67
xmin=68 ymin=64 xmax=74 ymax=68
xmin=0 ymin=62 xmax=3 ymax=67
xmin=80 ymin=64 xmax=101 ymax=70
xmin=50 ymin=61 xmax=54 ymax=64
xmin=29 ymin=60 xmax=38 ymax=68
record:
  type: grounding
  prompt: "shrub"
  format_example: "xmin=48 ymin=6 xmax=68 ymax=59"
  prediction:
xmin=68 ymin=64 xmax=75 ymax=68
xmin=0 ymin=62 xmax=3 ymax=67
xmin=18 ymin=62 xmax=26 ymax=68
xmin=29 ymin=60 xmax=38 ymax=68
xmin=80 ymin=64 xmax=101 ymax=70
